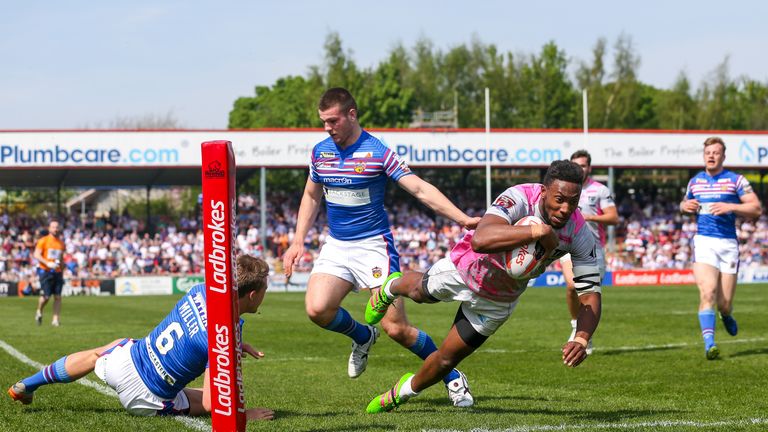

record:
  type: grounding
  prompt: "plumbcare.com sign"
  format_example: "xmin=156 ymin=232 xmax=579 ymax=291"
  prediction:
xmin=1 ymin=130 xmax=767 ymax=168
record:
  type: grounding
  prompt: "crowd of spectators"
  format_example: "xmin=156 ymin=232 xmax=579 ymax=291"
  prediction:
xmin=1 ymin=191 xmax=765 ymax=287
xmin=609 ymin=195 xmax=767 ymax=271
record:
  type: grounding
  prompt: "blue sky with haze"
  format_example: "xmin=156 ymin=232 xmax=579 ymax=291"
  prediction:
xmin=1 ymin=0 xmax=765 ymax=129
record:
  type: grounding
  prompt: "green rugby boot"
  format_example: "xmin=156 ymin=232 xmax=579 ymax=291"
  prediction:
xmin=366 ymin=373 xmax=414 ymax=413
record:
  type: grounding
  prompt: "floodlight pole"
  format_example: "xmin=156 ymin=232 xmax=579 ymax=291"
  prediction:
xmin=485 ymin=87 xmax=491 ymax=209
xmin=260 ymin=167 xmax=267 ymax=253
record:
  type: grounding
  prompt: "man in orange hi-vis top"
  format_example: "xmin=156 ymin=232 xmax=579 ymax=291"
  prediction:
xmin=34 ymin=219 xmax=65 ymax=326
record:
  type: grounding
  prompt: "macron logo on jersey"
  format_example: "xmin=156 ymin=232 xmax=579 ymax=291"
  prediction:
xmin=322 ymin=177 xmax=352 ymax=184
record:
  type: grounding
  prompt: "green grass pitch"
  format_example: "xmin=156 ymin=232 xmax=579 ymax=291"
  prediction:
xmin=1 ymin=283 xmax=767 ymax=431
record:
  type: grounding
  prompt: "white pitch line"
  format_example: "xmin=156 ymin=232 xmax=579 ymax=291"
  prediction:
xmin=0 ymin=339 xmax=210 ymax=432
xmin=602 ymin=336 xmax=767 ymax=353
xmin=422 ymin=417 xmax=768 ymax=432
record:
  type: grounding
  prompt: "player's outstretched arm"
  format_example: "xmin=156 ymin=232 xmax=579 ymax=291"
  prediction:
xmin=247 ymin=408 xmax=275 ymax=421
xmin=562 ymin=292 xmax=601 ymax=367
xmin=283 ymin=178 xmax=323 ymax=277
xmin=242 ymin=343 xmax=265 ymax=360
xmin=397 ymin=175 xmax=480 ymax=229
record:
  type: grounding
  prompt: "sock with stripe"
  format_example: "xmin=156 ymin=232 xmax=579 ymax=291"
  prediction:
xmin=408 ymin=330 xmax=461 ymax=384
xmin=698 ymin=309 xmax=716 ymax=347
xmin=21 ymin=356 xmax=73 ymax=392
xmin=398 ymin=374 xmax=420 ymax=398
xmin=323 ymin=307 xmax=371 ymax=345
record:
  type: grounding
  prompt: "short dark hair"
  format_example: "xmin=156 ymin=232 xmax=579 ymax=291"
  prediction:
xmin=570 ymin=149 xmax=592 ymax=166
xmin=236 ymin=255 xmax=269 ymax=298
xmin=703 ymin=136 xmax=726 ymax=151
xmin=318 ymin=87 xmax=357 ymax=113
xmin=543 ymin=160 xmax=584 ymax=186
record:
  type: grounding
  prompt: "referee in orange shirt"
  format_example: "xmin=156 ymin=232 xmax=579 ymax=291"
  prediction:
xmin=33 ymin=219 xmax=65 ymax=326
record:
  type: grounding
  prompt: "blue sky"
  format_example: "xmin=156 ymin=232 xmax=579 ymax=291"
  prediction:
xmin=1 ymin=1 xmax=766 ymax=129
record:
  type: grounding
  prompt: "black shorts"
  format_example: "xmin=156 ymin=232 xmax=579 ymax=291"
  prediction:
xmin=39 ymin=271 xmax=64 ymax=297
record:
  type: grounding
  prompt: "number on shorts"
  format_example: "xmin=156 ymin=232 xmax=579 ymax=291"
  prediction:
xmin=155 ymin=322 xmax=184 ymax=355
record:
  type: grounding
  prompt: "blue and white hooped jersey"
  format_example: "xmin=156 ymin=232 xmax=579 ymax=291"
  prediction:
xmin=310 ymin=130 xmax=413 ymax=241
xmin=130 ymin=284 xmax=209 ymax=399
xmin=685 ymin=169 xmax=753 ymax=239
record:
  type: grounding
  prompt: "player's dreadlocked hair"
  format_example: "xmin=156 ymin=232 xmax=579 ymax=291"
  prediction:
xmin=543 ymin=160 xmax=583 ymax=186
xmin=318 ymin=87 xmax=358 ymax=113
xmin=236 ymin=255 xmax=269 ymax=297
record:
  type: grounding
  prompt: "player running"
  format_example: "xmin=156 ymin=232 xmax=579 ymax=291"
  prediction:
xmin=560 ymin=150 xmax=618 ymax=354
xmin=364 ymin=160 xmax=601 ymax=413
xmin=282 ymin=87 xmax=480 ymax=407
xmin=8 ymin=255 xmax=274 ymax=421
xmin=679 ymin=137 xmax=762 ymax=360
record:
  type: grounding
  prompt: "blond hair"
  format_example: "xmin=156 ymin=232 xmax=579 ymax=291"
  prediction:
xmin=703 ymin=136 xmax=726 ymax=151
xmin=236 ymin=255 xmax=269 ymax=297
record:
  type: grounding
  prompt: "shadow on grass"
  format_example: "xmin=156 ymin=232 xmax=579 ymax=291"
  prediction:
xmin=411 ymin=397 xmax=683 ymax=422
xmin=487 ymin=394 xmax=569 ymax=402
xmin=273 ymin=409 xmax=347 ymax=419
xmin=729 ymin=347 xmax=768 ymax=358
xmin=304 ymin=425 xmax=390 ymax=432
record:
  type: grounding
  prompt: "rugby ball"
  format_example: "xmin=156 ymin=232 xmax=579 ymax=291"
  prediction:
xmin=503 ymin=216 xmax=547 ymax=279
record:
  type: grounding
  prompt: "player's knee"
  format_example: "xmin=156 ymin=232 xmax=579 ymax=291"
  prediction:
xmin=700 ymin=290 xmax=716 ymax=302
xmin=405 ymin=284 xmax=428 ymax=303
xmin=380 ymin=320 xmax=410 ymax=344
xmin=305 ymin=304 xmax=334 ymax=327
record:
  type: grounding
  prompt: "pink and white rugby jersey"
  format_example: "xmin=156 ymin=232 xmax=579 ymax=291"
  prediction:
xmin=579 ymin=178 xmax=615 ymax=246
xmin=450 ymin=183 xmax=601 ymax=302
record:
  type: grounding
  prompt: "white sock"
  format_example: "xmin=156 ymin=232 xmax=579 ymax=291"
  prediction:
xmin=399 ymin=375 xmax=420 ymax=399
xmin=383 ymin=279 xmax=397 ymax=300
xmin=570 ymin=319 xmax=577 ymax=329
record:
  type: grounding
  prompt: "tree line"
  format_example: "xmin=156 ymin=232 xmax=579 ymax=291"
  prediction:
xmin=229 ymin=32 xmax=768 ymax=131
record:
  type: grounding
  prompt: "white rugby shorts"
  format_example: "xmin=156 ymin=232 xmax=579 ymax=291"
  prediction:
xmin=95 ymin=340 xmax=190 ymax=416
xmin=693 ymin=234 xmax=739 ymax=274
xmin=311 ymin=234 xmax=398 ymax=290
xmin=424 ymin=257 xmax=519 ymax=337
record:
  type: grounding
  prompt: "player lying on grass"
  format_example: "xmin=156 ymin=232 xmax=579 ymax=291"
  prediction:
xmin=363 ymin=160 xmax=602 ymax=413
xmin=8 ymin=254 xmax=274 ymax=421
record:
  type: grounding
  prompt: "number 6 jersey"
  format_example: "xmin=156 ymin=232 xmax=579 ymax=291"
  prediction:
xmin=130 ymin=284 xmax=209 ymax=399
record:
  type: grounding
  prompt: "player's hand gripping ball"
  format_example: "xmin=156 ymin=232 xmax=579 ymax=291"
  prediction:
xmin=503 ymin=215 xmax=547 ymax=279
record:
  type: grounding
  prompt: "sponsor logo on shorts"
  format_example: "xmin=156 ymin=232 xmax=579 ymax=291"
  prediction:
xmin=372 ymin=267 xmax=382 ymax=278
